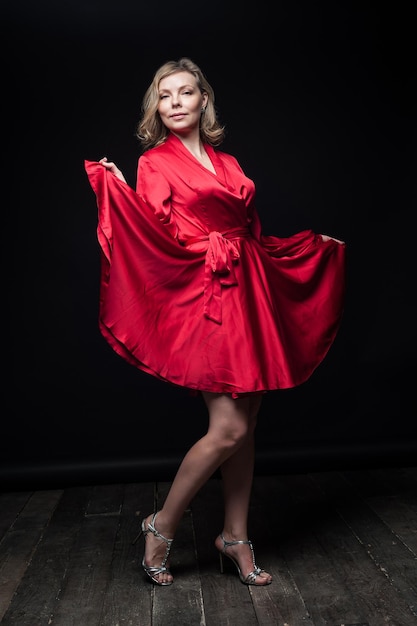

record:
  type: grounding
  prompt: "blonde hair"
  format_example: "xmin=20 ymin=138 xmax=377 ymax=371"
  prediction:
xmin=135 ymin=58 xmax=225 ymax=151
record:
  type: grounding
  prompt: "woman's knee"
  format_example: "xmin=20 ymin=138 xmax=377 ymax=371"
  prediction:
xmin=203 ymin=392 xmax=260 ymax=447
xmin=209 ymin=413 xmax=253 ymax=449
xmin=210 ymin=425 xmax=249 ymax=454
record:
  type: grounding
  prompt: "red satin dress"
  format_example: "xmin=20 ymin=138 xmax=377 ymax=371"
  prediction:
xmin=85 ymin=133 xmax=346 ymax=397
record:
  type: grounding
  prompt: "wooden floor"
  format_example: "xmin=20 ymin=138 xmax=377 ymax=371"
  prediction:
xmin=1 ymin=466 xmax=416 ymax=626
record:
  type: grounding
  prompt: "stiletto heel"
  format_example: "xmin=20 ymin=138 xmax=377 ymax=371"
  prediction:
xmin=134 ymin=512 xmax=174 ymax=586
xmin=217 ymin=533 xmax=271 ymax=586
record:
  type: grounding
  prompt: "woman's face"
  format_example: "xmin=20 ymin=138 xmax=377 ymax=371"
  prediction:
xmin=157 ymin=71 xmax=207 ymax=136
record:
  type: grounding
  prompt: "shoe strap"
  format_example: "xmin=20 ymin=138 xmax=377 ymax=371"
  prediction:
xmin=220 ymin=533 xmax=258 ymax=571
xmin=220 ymin=533 xmax=252 ymax=549
xmin=147 ymin=513 xmax=174 ymax=547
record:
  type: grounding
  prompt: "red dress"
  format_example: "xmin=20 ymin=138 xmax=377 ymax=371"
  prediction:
xmin=85 ymin=133 xmax=346 ymax=397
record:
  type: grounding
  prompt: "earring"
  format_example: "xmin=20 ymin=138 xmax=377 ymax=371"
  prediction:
xmin=201 ymin=107 xmax=206 ymax=113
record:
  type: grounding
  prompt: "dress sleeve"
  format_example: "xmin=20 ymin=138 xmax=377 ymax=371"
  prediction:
xmin=136 ymin=155 xmax=179 ymax=240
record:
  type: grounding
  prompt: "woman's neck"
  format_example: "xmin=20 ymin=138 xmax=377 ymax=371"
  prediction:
xmin=171 ymin=132 xmax=216 ymax=174
xmin=172 ymin=131 xmax=204 ymax=158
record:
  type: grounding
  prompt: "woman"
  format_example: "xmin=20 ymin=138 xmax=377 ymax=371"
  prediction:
xmin=85 ymin=57 xmax=346 ymax=587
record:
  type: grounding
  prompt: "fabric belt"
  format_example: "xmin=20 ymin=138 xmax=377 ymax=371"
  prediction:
xmin=185 ymin=227 xmax=250 ymax=324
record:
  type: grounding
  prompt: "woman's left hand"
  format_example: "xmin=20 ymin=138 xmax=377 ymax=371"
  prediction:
xmin=321 ymin=234 xmax=345 ymax=245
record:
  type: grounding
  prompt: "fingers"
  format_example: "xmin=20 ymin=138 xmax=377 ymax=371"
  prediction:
xmin=321 ymin=234 xmax=345 ymax=245
xmin=97 ymin=157 xmax=126 ymax=183
xmin=99 ymin=157 xmax=115 ymax=171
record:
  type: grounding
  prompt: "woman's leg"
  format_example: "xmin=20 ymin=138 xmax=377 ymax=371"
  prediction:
xmin=214 ymin=394 xmax=272 ymax=584
xmin=141 ymin=393 xmax=257 ymax=584
xmin=220 ymin=394 xmax=262 ymax=536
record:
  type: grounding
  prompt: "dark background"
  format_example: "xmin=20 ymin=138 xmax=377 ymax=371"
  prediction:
xmin=5 ymin=1 xmax=416 ymax=490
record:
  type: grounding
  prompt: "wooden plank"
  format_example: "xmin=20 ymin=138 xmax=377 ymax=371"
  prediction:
xmin=0 ymin=486 xmax=91 ymax=625
xmin=199 ymin=571 xmax=258 ymax=626
xmin=250 ymin=475 xmax=315 ymax=625
xmin=0 ymin=491 xmax=32 ymax=538
xmin=0 ymin=489 xmax=63 ymax=623
xmin=41 ymin=483 xmax=124 ymax=625
xmin=192 ymin=478 xmax=261 ymax=626
xmin=101 ymin=481 xmax=155 ymax=626
xmin=0 ymin=468 xmax=415 ymax=626
xmin=342 ymin=467 xmax=417 ymax=554
xmin=267 ymin=473 xmax=371 ymax=626
xmin=151 ymin=481 xmax=204 ymax=626
xmin=312 ymin=470 xmax=417 ymax=625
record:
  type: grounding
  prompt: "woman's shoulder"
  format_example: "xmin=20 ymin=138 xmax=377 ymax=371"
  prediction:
xmin=137 ymin=143 xmax=171 ymax=172
xmin=140 ymin=142 xmax=168 ymax=159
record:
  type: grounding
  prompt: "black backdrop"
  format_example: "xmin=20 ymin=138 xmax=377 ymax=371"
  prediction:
xmin=6 ymin=2 xmax=416 ymax=489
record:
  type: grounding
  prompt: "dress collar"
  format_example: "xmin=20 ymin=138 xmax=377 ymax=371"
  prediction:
xmin=164 ymin=133 xmax=227 ymax=186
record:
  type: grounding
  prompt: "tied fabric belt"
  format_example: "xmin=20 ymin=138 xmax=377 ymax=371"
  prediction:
xmin=185 ymin=227 xmax=251 ymax=324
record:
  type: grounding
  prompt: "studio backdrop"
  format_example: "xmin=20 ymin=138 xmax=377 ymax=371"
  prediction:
xmin=6 ymin=1 xmax=416 ymax=490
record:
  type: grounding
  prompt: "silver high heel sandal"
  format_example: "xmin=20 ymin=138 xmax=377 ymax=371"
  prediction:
xmin=133 ymin=512 xmax=174 ymax=586
xmin=217 ymin=533 xmax=272 ymax=586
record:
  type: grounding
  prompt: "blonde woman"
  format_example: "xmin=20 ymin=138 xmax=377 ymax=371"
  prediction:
xmin=85 ymin=57 xmax=346 ymax=587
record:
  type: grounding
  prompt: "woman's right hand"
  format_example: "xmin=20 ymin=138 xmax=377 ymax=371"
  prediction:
xmin=99 ymin=157 xmax=127 ymax=183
